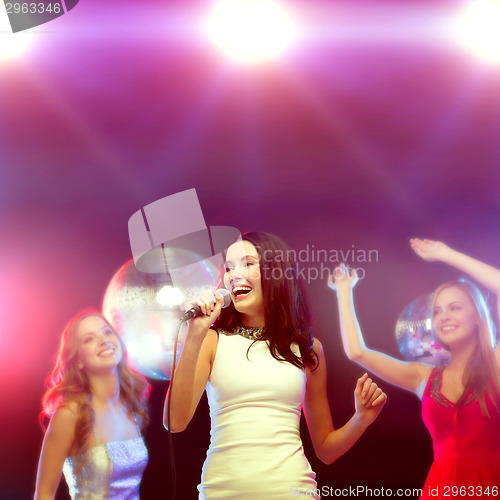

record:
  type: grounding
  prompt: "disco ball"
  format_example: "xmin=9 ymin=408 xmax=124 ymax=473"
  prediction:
xmin=395 ymin=294 xmax=450 ymax=366
xmin=103 ymin=247 xmax=221 ymax=380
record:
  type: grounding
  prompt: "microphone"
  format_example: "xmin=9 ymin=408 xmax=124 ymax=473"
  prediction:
xmin=180 ymin=289 xmax=232 ymax=322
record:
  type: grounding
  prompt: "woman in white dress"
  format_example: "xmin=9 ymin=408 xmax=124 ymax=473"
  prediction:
xmin=164 ymin=232 xmax=387 ymax=499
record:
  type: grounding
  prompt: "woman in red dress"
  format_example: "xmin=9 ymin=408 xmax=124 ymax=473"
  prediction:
xmin=329 ymin=239 xmax=500 ymax=499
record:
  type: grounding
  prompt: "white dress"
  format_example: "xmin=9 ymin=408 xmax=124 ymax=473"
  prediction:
xmin=198 ymin=326 xmax=319 ymax=499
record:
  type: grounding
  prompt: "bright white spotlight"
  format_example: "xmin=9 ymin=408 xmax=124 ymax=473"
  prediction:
xmin=453 ymin=0 xmax=500 ymax=63
xmin=0 ymin=11 xmax=34 ymax=61
xmin=206 ymin=0 xmax=296 ymax=63
xmin=156 ymin=286 xmax=184 ymax=307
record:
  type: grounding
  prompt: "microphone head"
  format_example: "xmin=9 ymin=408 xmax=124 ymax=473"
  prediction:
xmin=217 ymin=289 xmax=232 ymax=308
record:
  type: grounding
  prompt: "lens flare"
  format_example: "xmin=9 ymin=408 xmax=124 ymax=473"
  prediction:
xmin=453 ymin=0 xmax=500 ymax=63
xmin=0 ymin=11 xmax=35 ymax=62
xmin=206 ymin=0 xmax=296 ymax=63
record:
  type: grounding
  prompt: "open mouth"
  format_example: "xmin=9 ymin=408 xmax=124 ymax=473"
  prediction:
xmin=232 ymin=285 xmax=252 ymax=300
xmin=440 ymin=325 xmax=458 ymax=333
xmin=98 ymin=347 xmax=115 ymax=357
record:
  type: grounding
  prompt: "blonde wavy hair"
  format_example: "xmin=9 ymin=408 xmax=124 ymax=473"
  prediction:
xmin=432 ymin=279 xmax=500 ymax=416
xmin=40 ymin=309 xmax=150 ymax=465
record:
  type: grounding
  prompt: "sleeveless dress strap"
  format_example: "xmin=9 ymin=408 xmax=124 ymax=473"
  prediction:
xmin=132 ymin=412 xmax=142 ymax=434
xmin=92 ymin=412 xmax=100 ymax=445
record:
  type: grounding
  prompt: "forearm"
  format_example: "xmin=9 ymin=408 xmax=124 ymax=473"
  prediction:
xmin=316 ymin=413 xmax=369 ymax=464
xmin=336 ymin=288 xmax=368 ymax=361
xmin=441 ymin=247 xmax=500 ymax=295
xmin=163 ymin=327 xmax=205 ymax=431
xmin=34 ymin=490 xmax=55 ymax=500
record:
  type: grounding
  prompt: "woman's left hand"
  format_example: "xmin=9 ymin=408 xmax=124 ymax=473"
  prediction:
xmin=410 ymin=238 xmax=450 ymax=262
xmin=354 ymin=373 xmax=387 ymax=426
xmin=328 ymin=263 xmax=359 ymax=292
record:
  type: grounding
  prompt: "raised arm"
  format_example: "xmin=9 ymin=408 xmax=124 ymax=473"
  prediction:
xmin=328 ymin=264 xmax=431 ymax=395
xmin=34 ymin=405 xmax=78 ymax=500
xmin=410 ymin=238 xmax=500 ymax=366
xmin=304 ymin=339 xmax=386 ymax=464
xmin=163 ymin=291 xmax=223 ymax=432
xmin=410 ymin=238 xmax=500 ymax=320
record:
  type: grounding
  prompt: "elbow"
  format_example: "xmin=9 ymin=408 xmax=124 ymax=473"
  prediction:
xmin=318 ymin=455 xmax=334 ymax=465
xmin=163 ymin=413 xmax=188 ymax=433
xmin=163 ymin=423 xmax=186 ymax=433
xmin=163 ymin=419 xmax=187 ymax=433
xmin=346 ymin=349 xmax=364 ymax=363
xmin=316 ymin=450 xmax=337 ymax=465
xmin=34 ymin=486 xmax=55 ymax=500
xmin=314 ymin=442 xmax=338 ymax=465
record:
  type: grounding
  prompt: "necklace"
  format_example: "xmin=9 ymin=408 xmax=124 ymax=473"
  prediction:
xmin=224 ymin=324 xmax=265 ymax=340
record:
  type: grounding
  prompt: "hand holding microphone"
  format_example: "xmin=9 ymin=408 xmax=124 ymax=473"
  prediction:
xmin=180 ymin=289 xmax=232 ymax=322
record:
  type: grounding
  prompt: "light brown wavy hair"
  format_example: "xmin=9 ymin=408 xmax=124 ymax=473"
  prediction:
xmin=432 ymin=279 xmax=500 ymax=416
xmin=40 ymin=309 xmax=150 ymax=467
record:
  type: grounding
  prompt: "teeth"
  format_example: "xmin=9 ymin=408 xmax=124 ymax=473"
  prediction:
xmin=441 ymin=326 xmax=456 ymax=331
xmin=233 ymin=286 xmax=252 ymax=297
xmin=99 ymin=348 xmax=115 ymax=356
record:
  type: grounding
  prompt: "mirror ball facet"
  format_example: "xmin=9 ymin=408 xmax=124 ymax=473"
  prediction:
xmin=103 ymin=249 xmax=221 ymax=380
xmin=395 ymin=294 xmax=450 ymax=366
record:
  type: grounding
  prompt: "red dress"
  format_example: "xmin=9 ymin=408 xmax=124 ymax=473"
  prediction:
xmin=420 ymin=367 xmax=500 ymax=499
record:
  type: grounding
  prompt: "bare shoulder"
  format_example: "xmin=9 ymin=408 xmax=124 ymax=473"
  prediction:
xmin=411 ymin=362 xmax=434 ymax=398
xmin=203 ymin=328 xmax=219 ymax=368
xmin=306 ymin=338 xmax=326 ymax=381
xmin=42 ymin=402 xmax=80 ymax=456
xmin=311 ymin=337 xmax=324 ymax=356
xmin=48 ymin=402 xmax=79 ymax=433
xmin=204 ymin=328 xmax=219 ymax=352
xmin=412 ymin=362 xmax=433 ymax=381
xmin=415 ymin=362 xmax=433 ymax=376
xmin=205 ymin=328 xmax=219 ymax=342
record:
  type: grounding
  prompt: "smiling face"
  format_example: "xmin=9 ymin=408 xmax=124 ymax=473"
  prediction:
xmin=76 ymin=315 xmax=123 ymax=373
xmin=432 ymin=286 xmax=479 ymax=350
xmin=223 ymin=240 xmax=265 ymax=324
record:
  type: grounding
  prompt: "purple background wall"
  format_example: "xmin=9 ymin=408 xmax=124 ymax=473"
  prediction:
xmin=1 ymin=1 xmax=499 ymax=498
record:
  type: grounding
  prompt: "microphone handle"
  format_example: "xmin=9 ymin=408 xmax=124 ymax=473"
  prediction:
xmin=179 ymin=289 xmax=231 ymax=322
xmin=180 ymin=306 xmax=203 ymax=322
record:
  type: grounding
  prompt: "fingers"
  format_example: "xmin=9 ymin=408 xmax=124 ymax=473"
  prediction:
xmin=185 ymin=291 xmax=221 ymax=316
xmin=410 ymin=238 xmax=438 ymax=251
xmin=197 ymin=291 xmax=216 ymax=316
xmin=410 ymin=238 xmax=424 ymax=251
xmin=365 ymin=386 xmax=386 ymax=407
xmin=361 ymin=377 xmax=377 ymax=404
xmin=328 ymin=263 xmax=358 ymax=286
xmin=355 ymin=372 xmax=369 ymax=395
xmin=371 ymin=391 xmax=387 ymax=407
xmin=356 ymin=373 xmax=386 ymax=407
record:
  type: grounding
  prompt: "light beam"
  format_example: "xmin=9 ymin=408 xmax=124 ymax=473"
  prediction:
xmin=206 ymin=0 xmax=296 ymax=63
xmin=0 ymin=11 xmax=34 ymax=62
xmin=453 ymin=0 xmax=500 ymax=63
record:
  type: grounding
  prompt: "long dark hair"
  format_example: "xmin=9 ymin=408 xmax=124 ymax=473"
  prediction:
xmin=213 ymin=232 xmax=318 ymax=370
